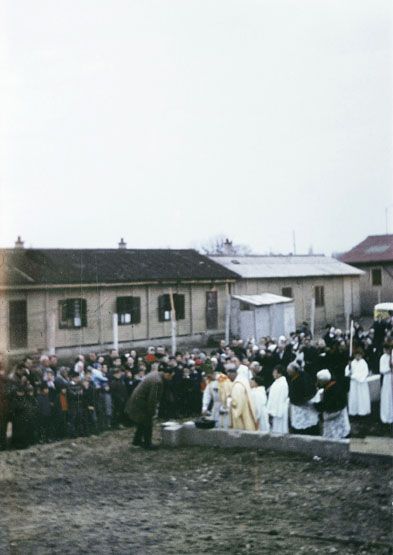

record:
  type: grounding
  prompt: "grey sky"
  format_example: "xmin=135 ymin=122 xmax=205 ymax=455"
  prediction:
xmin=1 ymin=0 xmax=392 ymax=255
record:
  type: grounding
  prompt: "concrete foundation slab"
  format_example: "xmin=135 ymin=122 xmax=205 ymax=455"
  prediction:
xmin=350 ymin=436 xmax=393 ymax=464
xmin=161 ymin=424 xmax=350 ymax=461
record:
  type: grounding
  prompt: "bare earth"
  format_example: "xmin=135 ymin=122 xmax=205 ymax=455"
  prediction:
xmin=0 ymin=428 xmax=392 ymax=555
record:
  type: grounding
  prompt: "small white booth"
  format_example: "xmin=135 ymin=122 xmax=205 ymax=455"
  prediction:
xmin=230 ymin=293 xmax=296 ymax=342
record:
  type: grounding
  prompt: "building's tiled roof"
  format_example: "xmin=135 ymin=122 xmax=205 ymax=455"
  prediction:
xmin=210 ymin=255 xmax=363 ymax=278
xmin=0 ymin=249 xmax=239 ymax=287
xmin=340 ymin=235 xmax=393 ymax=264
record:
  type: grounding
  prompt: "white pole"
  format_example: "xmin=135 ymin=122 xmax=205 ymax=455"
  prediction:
xmin=112 ymin=313 xmax=119 ymax=351
xmin=225 ymin=282 xmax=231 ymax=345
xmin=169 ymin=288 xmax=177 ymax=355
xmin=310 ymin=297 xmax=315 ymax=338
xmin=349 ymin=319 xmax=354 ymax=358
xmin=47 ymin=309 xmax=56 ymax=355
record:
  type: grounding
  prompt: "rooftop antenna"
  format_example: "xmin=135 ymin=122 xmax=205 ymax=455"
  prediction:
xmin=385 ymin=204 xmax=393 ymax=233
xmin=292 ymin=230 xmax=296 ymax=255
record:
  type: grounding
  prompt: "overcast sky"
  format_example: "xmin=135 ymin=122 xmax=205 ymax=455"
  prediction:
xmin=1 ymin=0 xmax=392 ymax=255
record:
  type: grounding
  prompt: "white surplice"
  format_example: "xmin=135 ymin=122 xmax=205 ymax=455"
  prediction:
xmin=267 ymin=376 xmax=289 ymax=434
xmin=380 ymin=353 xmax=393 ymax=424
xmin=345 ymin=359 xmax=371 ymax=416
xmin=202 ymin=379 xmax=221 ymax=422
xmin=322 ymin=408 xmax=351 ymax=439
xmin=251 ymin=386 xmax=270 ymax=432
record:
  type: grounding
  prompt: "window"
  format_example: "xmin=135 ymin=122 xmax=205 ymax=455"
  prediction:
xmin=371 ymin=268 xmax=382 ymax=287
xmin=158 ymin=294 xmax=185 ymax=321
xmin=240 ymin=302 xmax=251 ymax=311
xmin=59 ymin=299 xmax=87 ymax=329
xmin=314 ymin=286 xmax=325 ymax=307
xmin=282 ymin=287 xmax=293 ymax=298
xmin=206 ymin=291 xmax=218 ymax=329
xmin=9 ymin=300 xmax=27 ymax=349
xmin=116 ymin=296 xmax=141 ymax=325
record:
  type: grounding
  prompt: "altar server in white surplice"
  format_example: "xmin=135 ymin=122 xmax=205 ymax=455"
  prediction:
xmin=345 ymin=351 xmax=371 ymax=416
xmin=267 ymin=366 xmax=289 ymax=434
xmin=379 ymin=344 xmax=393 ymax=424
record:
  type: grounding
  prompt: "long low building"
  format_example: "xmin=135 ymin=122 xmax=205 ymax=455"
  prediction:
xmin=0 ymin=247 xmax=238 ymax=357
xmin=210 ymin=254 xmax=363 ymax=330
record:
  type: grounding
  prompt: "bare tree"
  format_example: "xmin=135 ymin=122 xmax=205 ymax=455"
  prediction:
xmin=200 ymin=235 xmax=252 ymax=256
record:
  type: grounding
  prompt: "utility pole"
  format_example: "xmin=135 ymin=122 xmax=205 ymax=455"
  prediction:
xmin=310 ymin=296 xmax=315 ymax=338
xmin=292 ymin=230 xmax=297 ymax=255
xmin=225 ymin=282 xmax=231 ymax=345
xmin=112 ymin=313 xmax=119 ymax=352
xmin=169 ymin=287 xmax=177 ymax=355
xmin=385 ymin=204 xmax=393 ymax=233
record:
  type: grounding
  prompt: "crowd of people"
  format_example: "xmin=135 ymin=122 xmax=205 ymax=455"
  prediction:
xmin=0 ymin=316 xmax=392 ymax=451
xmin=200 ymin=318 xmax=393 ymax=440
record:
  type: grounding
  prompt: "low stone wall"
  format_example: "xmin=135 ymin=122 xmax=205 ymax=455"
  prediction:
xmin=162 ymin=424 xmax=350 ymax=461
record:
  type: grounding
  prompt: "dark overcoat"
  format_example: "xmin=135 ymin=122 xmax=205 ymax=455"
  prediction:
xmin=125 ymin=371 xmax=163 ymax=425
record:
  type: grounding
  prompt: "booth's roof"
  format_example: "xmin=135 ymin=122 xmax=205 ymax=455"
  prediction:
xmin=232 ymin=293 xmax=293 ymax=306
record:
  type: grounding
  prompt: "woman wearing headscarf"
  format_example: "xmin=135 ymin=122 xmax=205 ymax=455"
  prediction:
xmin=230 ymin=365 xmax=258 ymax=431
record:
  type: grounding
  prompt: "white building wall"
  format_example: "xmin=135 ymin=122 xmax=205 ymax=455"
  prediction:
xmin=231 ymin=276 xmax=360 ymax=328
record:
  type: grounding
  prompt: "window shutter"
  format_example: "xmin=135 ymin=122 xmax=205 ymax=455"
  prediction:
xmin=65 ymin=299 xmax=74 ymax=320
xmin=132 ymin=297 xmax=141 ymax=324
xmin=60 ymin=301 xmax=67 ymax=324
xmin=158 ymin=295 xmax=166 ymax=322
xmin=174 ymin=294 xmax=185 ymax=320
xmin=80 ymin=299 xmax=87 ymax=327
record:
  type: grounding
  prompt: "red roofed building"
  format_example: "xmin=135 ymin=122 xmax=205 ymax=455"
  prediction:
xmin=340 ymin=235 xmax=393 ymax=314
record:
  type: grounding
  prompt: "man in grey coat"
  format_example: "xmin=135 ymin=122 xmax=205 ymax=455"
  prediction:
xmin=125 ymin=362 xmax=173 ymax=448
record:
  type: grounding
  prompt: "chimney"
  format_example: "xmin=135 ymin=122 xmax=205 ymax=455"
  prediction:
xmin=118 ymin=238 xmax=127 ymax=249
xmin=15 ymin=236 xmax=24 ymax=249
xmin=223 ymin=238 xmax=233 ymax=255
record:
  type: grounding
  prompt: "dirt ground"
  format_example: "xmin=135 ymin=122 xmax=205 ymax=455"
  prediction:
xmin=0 ymin=427 xmax=392 ymax=555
